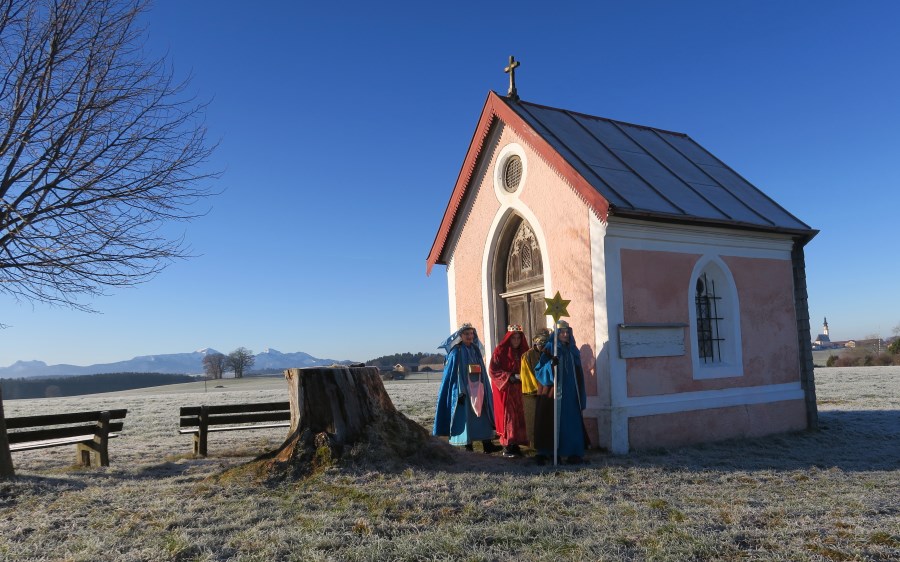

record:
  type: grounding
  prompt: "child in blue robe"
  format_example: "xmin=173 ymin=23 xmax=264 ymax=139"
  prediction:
xmin=432 ymin=324 xmax=499 ymax=453
xmin=535 ymin=321 xmax=587 ymax=464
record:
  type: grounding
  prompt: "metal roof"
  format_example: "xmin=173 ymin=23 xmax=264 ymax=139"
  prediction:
xmin=427 ymin=92 xmax=816 ymax=274
xmin=504 ymin=97 xmax=814 ymax=233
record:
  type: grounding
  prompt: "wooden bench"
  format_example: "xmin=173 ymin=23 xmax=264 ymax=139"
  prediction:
xmin=5 ymin=409 xmax=128 ymax=467
xmin=178 ymin=401 xmax=291 ymax=456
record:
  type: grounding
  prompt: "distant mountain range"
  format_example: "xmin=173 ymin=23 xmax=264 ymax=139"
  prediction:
xmin=0 ymin=348 xmax=351 ymax=378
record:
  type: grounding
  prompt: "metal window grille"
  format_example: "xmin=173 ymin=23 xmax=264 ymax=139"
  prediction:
xmin=504 ymin=156 xmax=522 ymax=192
xmin=695 ymin=273 xmax=724 ymax=363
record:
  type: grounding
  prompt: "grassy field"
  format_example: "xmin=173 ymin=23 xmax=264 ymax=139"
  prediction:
xmin=1 ymin=367 xmax=898 ymax=561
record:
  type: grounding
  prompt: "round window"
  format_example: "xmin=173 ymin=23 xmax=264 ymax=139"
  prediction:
xmin=503 ymin=155 xmax=523 ymax=193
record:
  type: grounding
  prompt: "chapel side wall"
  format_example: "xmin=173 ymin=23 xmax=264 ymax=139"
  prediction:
xmin=621 ymin=249 xmax=802 ymax=397
xmin=724 ymin=256 xmax=801 ymax=383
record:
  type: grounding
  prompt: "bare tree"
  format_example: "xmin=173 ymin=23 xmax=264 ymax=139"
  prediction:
xmin=0 ymin=0 xmax=217 ymax=479
xmin=0 ymin=0 xmax=217 ymax=310
xmin=227 ymin=347 xmax=254 ymax=379
xmin=202 ymin=352 xmax=226 ymax=380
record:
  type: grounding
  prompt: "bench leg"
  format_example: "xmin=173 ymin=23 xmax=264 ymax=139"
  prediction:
xmin=76 ymin=443 xmax=95 ymax=467
xmin=97 ymin=439 xmax=110 ymax=467
xmin=75 ymin=437 xmax=109 ymax=467
xmin=193 ymin=428 xmax=208 ymax=456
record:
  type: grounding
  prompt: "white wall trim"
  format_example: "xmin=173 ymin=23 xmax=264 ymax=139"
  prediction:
xmin=602 ymin=219 xmax=629 ymax=454
xmin=589 ymin=213 xmax=611 ymax=384
xmin=589 ymin=212 xmax=612 ymax=429
xmin=606 ymin=217 xmax=794 ymax=260
xmin=586 ymin=382 xmax=803 ymax=413
xmin=622 ymin=382 xmax=802 ymax=417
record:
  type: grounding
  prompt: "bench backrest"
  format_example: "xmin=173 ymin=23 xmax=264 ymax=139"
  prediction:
xmin=179 ymin=402 xmax=290 ymax=428
xmin=5 ymin=409 xmax=128 ymax=445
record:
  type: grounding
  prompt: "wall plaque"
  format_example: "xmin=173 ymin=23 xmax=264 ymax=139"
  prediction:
xmin=618 ymin=323 xmax=687 ymax=359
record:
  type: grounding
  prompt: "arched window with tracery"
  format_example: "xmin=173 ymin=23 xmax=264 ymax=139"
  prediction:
xmin=506 ymin=222 xmax=542 ymax=287
xmin=496 ymin=218 xmax=545 ymax=346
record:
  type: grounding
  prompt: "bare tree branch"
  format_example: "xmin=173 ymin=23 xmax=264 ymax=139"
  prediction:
xmin=0 ymin=0 xmax=218 ymax=311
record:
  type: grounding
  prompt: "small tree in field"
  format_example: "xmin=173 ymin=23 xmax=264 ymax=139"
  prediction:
xmin=227 ymin=348 xmax=255 ymax=379
xmin=0 ymin=0 xmax=217 ymax=479
xmin=202 ymin=353 xmax=227 ymax=380
xmin=888 ymin=339 xmax=900 ymax=357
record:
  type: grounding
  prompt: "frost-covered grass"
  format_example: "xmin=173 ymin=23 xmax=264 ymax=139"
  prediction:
xmin=1 ymin=368 xmax=898 ymax=561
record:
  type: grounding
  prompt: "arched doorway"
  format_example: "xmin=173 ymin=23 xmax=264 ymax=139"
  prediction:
xmin=494 ymin=217 xmax=546 ymax=344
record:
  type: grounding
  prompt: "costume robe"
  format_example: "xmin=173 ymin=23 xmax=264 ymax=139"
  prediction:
xmin=521 ymin=347 xmax=553 ymax=450
xmin=535 ymin=328 xmax=587 ymax=459
xmin=433 ymin=335 xmax=495 ymax=446
xmin=488 ymin=331 xmax=529 ymax=447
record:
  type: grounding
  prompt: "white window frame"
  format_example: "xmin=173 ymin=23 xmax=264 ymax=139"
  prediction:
xmin=492 ymin=143 xmax=528 ymax=204
xmin=688 ymin=255 xmax=743 ymax=379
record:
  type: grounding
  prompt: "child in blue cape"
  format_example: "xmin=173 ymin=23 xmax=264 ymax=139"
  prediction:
xmin=432 ymin=323 xmax=500 ymax=453
xmin=535 ymin=320 xmax=587 ymax=464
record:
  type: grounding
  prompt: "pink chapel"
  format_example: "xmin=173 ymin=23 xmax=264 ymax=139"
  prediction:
xmin=427 ymin=90 xmax=819 ymax=454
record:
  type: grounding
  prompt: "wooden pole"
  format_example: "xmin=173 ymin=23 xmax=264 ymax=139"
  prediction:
xmin=0 ymin=387 xmax=15 ymax=478
xmin=553 ymin=329 xmax=559 ymax=467
xmin=542 ymin=291 xmax=571 ymax=467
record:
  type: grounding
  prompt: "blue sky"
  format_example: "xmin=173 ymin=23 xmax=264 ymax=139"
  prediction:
xmin=2 ymin=0 xmax=899 ymax=367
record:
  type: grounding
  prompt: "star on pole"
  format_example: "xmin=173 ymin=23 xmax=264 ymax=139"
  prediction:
xmin=544 ymin=291 xmax=570 ymax=324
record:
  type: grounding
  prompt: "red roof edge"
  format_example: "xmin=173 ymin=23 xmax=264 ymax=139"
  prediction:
xmin=426 ymin=92 xmax=610 ymax=275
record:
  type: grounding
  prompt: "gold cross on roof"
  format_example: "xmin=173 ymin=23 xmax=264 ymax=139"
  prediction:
xmin=504 ymin=55 xmax=520 ymax=102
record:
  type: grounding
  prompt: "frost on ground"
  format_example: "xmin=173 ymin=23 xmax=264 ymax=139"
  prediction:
xmin=1 ymin=367 xmax=898 ymax=561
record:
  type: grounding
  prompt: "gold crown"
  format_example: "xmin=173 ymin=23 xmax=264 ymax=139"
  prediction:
xmin=556 ymin=320 xmax=569 ymax=329
xmin=507 ymin=324 xmax=523 ymax=332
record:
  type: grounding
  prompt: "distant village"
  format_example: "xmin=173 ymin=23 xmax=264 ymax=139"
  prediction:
xmin=812 ymin=318 xmax=898 ymax=353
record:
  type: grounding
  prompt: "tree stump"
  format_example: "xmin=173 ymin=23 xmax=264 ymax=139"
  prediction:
xmin=249 ymin=366 xmax=444 ymax=480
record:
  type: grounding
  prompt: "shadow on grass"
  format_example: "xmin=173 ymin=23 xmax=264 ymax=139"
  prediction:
xmin=13 ymin=409 xmax=893 ymax=487
xmin=419 ymin=409 xmax=900 ymax=476
xmin=629 ymin=409 xmax=899 ymax=473
xmin=0 ymin=473 xmax=88 ymax=509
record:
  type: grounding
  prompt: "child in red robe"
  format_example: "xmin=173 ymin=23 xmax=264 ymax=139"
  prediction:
xmin=489 ymin=324 xmax=530 ymax=457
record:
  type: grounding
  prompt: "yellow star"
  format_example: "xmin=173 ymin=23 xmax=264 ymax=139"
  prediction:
xmin=544 ymin=291 xmax=571 ymax=323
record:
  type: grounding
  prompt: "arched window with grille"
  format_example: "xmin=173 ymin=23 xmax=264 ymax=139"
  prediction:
xmin=688 ymin=257 xmax=743 ymax=379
